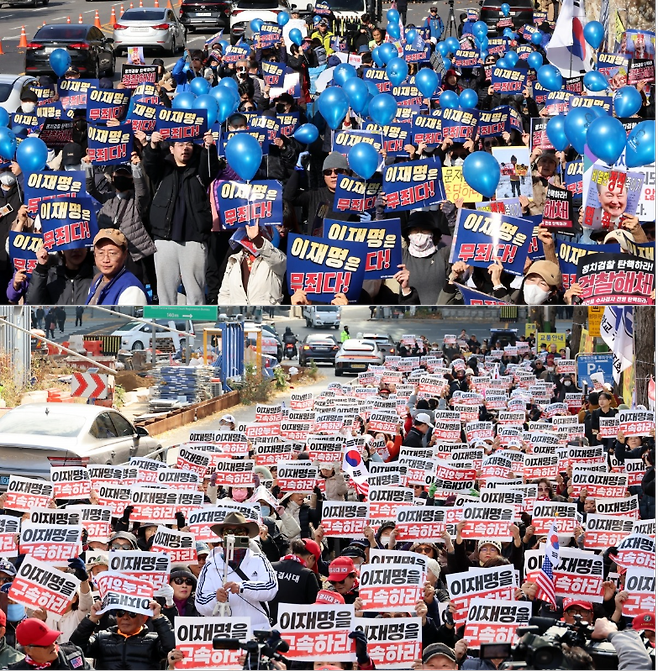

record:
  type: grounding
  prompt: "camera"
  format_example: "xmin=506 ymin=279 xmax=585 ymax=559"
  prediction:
xmin=484 ymin=617 xmax=618 ymax=670
xmin=213 ymin=630 xmax=290 ymax=670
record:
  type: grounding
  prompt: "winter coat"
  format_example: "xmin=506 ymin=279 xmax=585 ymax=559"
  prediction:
xmin=322 ymin=473 xmax=348 ymax=501
xmin=0 ymin=637 xmax=24 ymax=668
xmin=269 ymin=558 xmax=321 ymax=622
xmin=9 ymin=644 xmax=89 ymax=670
xmin=85 ymin=266 xmax=148 ymax=306
xmin=25 ymin=253 xmax=96 ymax=305
xmin=160 ymin=594 xmax=200 ymax=626
xmin=218 ymin=239 xmax=286 ymax=305
xmin=46 ymin=589 xmax=94 ymax=644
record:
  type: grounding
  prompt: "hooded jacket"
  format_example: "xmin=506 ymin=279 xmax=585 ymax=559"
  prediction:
xmin=25 ymin=253 xmax=96 ymax=305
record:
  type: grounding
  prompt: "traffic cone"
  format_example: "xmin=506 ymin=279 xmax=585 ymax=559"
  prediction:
xmin=110 ymin=6 xmax=117 ymax=23
xmin=94 ymin=10 xmax=102 ymax=28
xmin=120 ymin=4 xmax=125 ymax=15
xmin=18 ymin=26 xmax=28 ymax=49
xmin=67 ymin=15 xmax=71 ymax=22
xmin=139 ymin=0 xmax=143 ymax=7
xmin=166 ymin=0 xmax=172 ymax=8
xmin=0 ymin=40 xmax=4 ymax=55
xmin=78 ymin=13 xmax=83 ymax=23
xmin=129 ymin=2 xmax=133 ymax=9
xmin=154 ymin=0 xmax=159 ymax=6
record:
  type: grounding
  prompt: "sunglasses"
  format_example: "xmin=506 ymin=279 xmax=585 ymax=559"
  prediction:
xmin=172 ymin=577 xmax=195 ymax=587
xmin=115 ymin=610 xmax=139 ymax=618
xmin=329 ymin=578 xmax=348 ymax=585
xmin=223 ymin=527 xmax=248 ymax=535
xmin=110 ymin=543 xmax=133 ymax=550
xmin=323 ymin=168 xmax=347 ymax=176
xmin=416 ymin=546 xmax=434 ymax=554
xmin=0 ymin=577 xmax=13 ymax=584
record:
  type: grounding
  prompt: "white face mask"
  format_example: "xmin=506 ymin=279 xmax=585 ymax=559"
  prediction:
xmin=523 ymin=283 xmax=550 ymax=305
xmin=65 ymin=164 xmax=83 ymax=172
xmin=563 ymin=380 xmax=572 ymax=387
xmin=22 ymin=102 xmax=36 ymax=113
xmin=0 ymin=172 xmax=16 ymax=187
xmin=380 ymin=535 xmax=390 ymax=546
xmin=408 ymin=232 xmax=436 ymax=258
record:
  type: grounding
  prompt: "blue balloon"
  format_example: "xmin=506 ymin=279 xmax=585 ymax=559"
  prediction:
xmin=527 ymin=51 xmax=543 ymax=70
xmin=0 ymin=127 xmax=17 ymax=161
xmin=445 ymin=37 xmax=460 ymax=54
xmin=583 ymin=21 xmax=604 ymax=50
xmin=313 ymin=15 xmax=321 ymax=24
xmin=437 ymin=41 xmax=449 ymax=57
xmin=194 ymin=94 xmax=218 ymax=125
xmin=531 ymin=30 xmax=543 ymax=45
xmin=537 ymin=64 xmax=563 ymax=92
xmin=49 ymin=48 xmax=71 ymax=78
xmin=250 ymin=18 xmax=264 ymax=33
xmin=343 ymin=77 xmax=369 ymax=114
xmin=289 ymin=28 xmax=303 ymax=46
xmin=387 ymin=21 xmax=400 ymax=40
xmin=583 ymin=70 xmax=608 ymax=92
xmin=501 ymin=2 xmax=510 ymax=15
xmin=496 ymin=57 xmax=507 ymax=68
xmin=415 ymin=68 xmax=439 ymax=98
xmin=473 ymin=21 xmax=488 ymax=39
xmin=348 ymin=142 xmax=380 ymax=180
xmin=564 ymin=107 xmax=600 ymax=154
xmin=0 ymin=108 xmax=8 ymax=127
xmin=443 ymin=58 xmax=452 ymax=70
xmin=459 ymin=88 xmax=478 ymax=110
xmin=365 ymin=81 xmax=380 ymax=98
xmin=225 ymin=133 xmax=262 ymax=181
xmin=277 ymin=11 xmax=289 ymax=26
xmin=372 ymin=46 xmax=385 ymax=67
xmin=479 ymin=36 xmax=489 ymax=50
xmin=318 ymin=87 xmax=350 ymax=130
xmin=189 ymin=77 xmax=210 ymax=96
xmin=626 ymin=120 xmax=655 ymax=168
xmin=386 ymin=57 xmax=408 ymax=86
xmin=585 ymin=116 xmax=627 ymax=165
xmin=462 ymin=151 xmax=500 ymax=198
xmin=16 ymin=136 xmax=48 ymax=174
xmin=368 ymin=93 xmax=397 ymax=126
xmin=172 ymin=91 xmax=197 ymax=110
xmin=505 ymin=50 xmax=519 ymax=67
xmin=379 ymin=42 xmax=397 ymax=64
xmin=334 ymin=62 xmax=357 ymax=87
xmin=211 ymin=86 xmax=238 ymax=123
xmin=614 ymin=85 xmax=643 ymax=117
xmin=503 ymin=28 xmax=514 ymax=39
xmin=406 ymin=28 xmax=418 ymax=44
xmin=386 ymin=8 xmax=399 ymax=23
xmin=293 ymin=123 xmax=319 ymax=144
xmin=219 ymin=40 xmax=230 ymax=52
xmin=545 ymin=115 xmax=569 ymax=151
xmin=439 ymin=90 xmax=459 ymax=109
xmin=218 ymin=77 xmax=238 ymax=92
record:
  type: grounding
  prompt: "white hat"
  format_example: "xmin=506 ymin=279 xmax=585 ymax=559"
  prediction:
xmin=415 ymin=412 xmax=433 ymax=427
xmin=220 ymin=414 xmax=236 ymax=424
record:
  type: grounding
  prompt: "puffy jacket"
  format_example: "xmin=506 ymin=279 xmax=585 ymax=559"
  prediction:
xmin=0 ymin=636 xmax=24 ymax=668
xmin=85 ymin=266 xmax=148 ymax=306
xmin=142 ymin=143 xmax=219 ymax=243
xmin=69 ymin=615 xmax=175 ymax=670
xmin=310 ymin=30 xmax=334 ymax=55
xmin=25 ymin=253 xmax=96 ymax=305
xmin=218 ymin=239 xmax=286 ymax=305
xmin=9 ymin=644 xmax=89 ymax=670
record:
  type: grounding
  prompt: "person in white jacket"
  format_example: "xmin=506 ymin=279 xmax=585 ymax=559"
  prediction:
xmin=218 ymin=223 xmax=286 ymax=305
xmin=194 ymin=513 xmax=278 ymax=630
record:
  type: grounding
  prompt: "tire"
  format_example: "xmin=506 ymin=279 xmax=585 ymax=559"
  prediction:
xmin=335 ymin=368 xmax=343 ymax=377
xmin=132 ymin=340 xmax=144 ymax=351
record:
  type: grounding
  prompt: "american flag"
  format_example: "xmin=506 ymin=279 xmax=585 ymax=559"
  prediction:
xmin=535 ymin=551 xmax=556 ymax=606
xmin=350 ymin=478 xmax=369 ymax=496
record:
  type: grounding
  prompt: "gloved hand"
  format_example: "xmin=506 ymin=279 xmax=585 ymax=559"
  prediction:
xmin=121 ymin=505 xmax=134 ymax=522
xmin=349 ymin=630 xmax=370 ymax=665
xmin=175 ymin=512 xmax=186 ymax=530
xmin=209 ymin=473 xmax=218 ymax=488
xmin=428 ymin=481 xmax=438 ymax=498
xmin=68 ymin=557 xmax=88 ymax=582
xmin=358 ymin=210 xmax=372 ymax=222
xmin=154 ymin=582 xmax=175 ymax=608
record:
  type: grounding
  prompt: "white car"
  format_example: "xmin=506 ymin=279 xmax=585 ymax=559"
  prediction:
xmin=230 ymin=0 xmax=291 ymax=44
xmin=334 ymin=338 xmax=383 ymax=375
xmin=303 ymin=306 xmax=342 ymax=329
xmin=111 ymin=319 xmax=195 ymax=351
xmin=0 ymin=75 xmax=38 ymax=114
xmin=113 ymin=7 xmax=187 ymax=55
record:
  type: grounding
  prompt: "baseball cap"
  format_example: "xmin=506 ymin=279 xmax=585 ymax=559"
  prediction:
xmin=315 ymin=589 xmax=345 ymax=605
xmin=85 ymin=551 xmax=109 ymax=569
xmin=562 ymin=598 xmax=593 ymax=611
xmin=322 ymin=151 xmax=349 ymax=173
xmin=526 ymin=260 xmax=561 ymax=287
xmin=196 ymin=541 xmax=211 ymax=557
xmin=16 ymin=619 xmax=62 ymax=647
xmin=422 ymin=643 xmax=457 ymax=665
xmin=61 ymin=142 xmax=84 ymax=167
xmin=342 ymin=545 xmax=367 ymax=561
xmin=632 ymin=612 xmax=656 ymax=632
xmin=0 ymin=559 xmax=17 ymax=577
xmin=414 ymin=412 xmax=433 ymax=427
xmin=93 ymin=228 xmax=128 ymax=249
xmin=220 ymin=414 xmax=236 ymax=424
xmin=21 ymin=90 xmax=38 ymax=103
xmin=327 ymin=556 xmax=356 ymax=582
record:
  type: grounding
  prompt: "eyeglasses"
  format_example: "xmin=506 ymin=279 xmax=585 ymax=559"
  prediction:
xmin=115 ymin=610 xmax=139 ymax=618
xmin=172 ymin=577 xmax=195 ymax=587
xmin=223 ymin=527 xmax=248 ymax=536
xmin=323 ymin=168 xmax=347 ymax=176
xmin=416 ymin=546 xmax=434 ymax=555
xmin=110 ymin=543 xmax=133 ymax=550
xmin=95 ymin=250 xmax=123 ymax=260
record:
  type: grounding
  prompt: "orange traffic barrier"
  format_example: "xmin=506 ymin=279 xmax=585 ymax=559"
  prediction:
xmin=18 ymin=26 xmax=28 ymax=49
xmin=67 ymin=15 xmax=71 ymax=22
xmin=110 ymin=6 xmax=117 ymax=23
xmin=129 ymin=1 xmax=133 ymax=8
xmin=78 ymin=13 xmax=83 ymax=23
xmin=0 ymin=40 xmax=4 ymax=55
xmin=94 ymin=10 xmax=102 ymax=28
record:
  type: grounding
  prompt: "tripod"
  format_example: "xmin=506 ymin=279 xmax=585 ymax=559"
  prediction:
xmin=445 ymin=0 xmax=458 ymax=37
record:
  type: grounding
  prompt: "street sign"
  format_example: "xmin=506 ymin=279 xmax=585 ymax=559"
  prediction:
xmin=588 ymin=307 xmax=604 ymax=338
xmin=142 ymin=306 xmax=217 ymax=321
xmin=71 ymin=373 xmax=109 ymax=399
xmin=576 ymin=353 xmax=614 ymax=389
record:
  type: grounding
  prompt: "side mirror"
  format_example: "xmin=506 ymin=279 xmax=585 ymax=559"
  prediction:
xmin=105 ymin=37 xmax=115 ymax=43
xmin=134 ymin=425 xmax=149 ymax=438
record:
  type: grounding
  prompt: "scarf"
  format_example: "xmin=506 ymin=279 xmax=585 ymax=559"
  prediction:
xmin=281 ymin=554 xmax=305 ymax=565
xmin=174 ymin=596 xmax=188 ymax=616
xmin=24 ymin=654 xmax=55 ymax=670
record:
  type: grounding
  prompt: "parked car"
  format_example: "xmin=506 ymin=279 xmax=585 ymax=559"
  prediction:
xmin=480 ymin=0 xmax=533 ymax=35
xmin=299 ymin=335 xmax=339 ymax=367
xmin=111 ymin=319 xmax=195 ymax=351
xmin=334 ymin=338 xmax=383 ymax=376
xmin=0 ymin=404 xmax=161 ymax=487
xmin=358 ymin=332 xmax=396 ymax=356
xmin=303 ymin=306 xmax=342 ymax=329
xmin=180 ymin=0 xmax=232 ymax=32
xmin=0 ymin=75 xmax=38 ymax=114
xmin=113 ymin=8 xmax=187 ymax=55
xmin=230 ymin=0 xmax=290 ymax=43
xmin=25 ymin=25 xmax=115 ymax=78
xmin=488 ymin=328 xmax=518 ymax=347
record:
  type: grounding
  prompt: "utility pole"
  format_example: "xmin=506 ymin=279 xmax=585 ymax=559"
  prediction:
xmin=570 ymin=307 xmax=589 ymax=356
xmin=634 ymin=307 xmax=654 ymax=408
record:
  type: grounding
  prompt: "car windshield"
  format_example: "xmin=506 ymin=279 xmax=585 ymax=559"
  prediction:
xmin=235 ymin=0 xmax=280 ymax=7
xmin=0 ymin=410 xmax=86 ymax=438
xmin=315 ymin=307 xmax=339 ymax=313
xmin=122 ymin=9 xmax=167 ymax=19
xmin=327 ymin=0 xmax=363 ymax=10
xmin=309 ymin=338 xmax=335 ymax=344
xmin=118 ymin=321 xmax=147 ymax=331
xmin=0 ymin=84 xmax=13 ymax=103
xmin=34 ymin=26 xmax=88 ymax=40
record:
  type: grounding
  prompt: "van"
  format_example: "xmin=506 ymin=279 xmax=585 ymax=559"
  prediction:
xmin=112 ymin=319 xmax=195 ymax=352
xmin=303 ymin=306 xmax=342 ymax=329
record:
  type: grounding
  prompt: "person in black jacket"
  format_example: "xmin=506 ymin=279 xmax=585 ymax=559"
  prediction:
xmin=70 ymin=599 xmax=175 ymax=670
xmin=269 ymin=539 xmax=321 ymax=622
xmin=138 ymin=128 xmax=219 ymax=306
xmin=403 ymin=414 xmax=433 ymax=448
xmin=25 ymin=248 xmax=95 ymax=305
xmin=159 ymin=567 xmax=200 ymax=626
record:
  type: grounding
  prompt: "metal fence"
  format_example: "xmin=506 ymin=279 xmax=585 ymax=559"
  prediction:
xmin=0 ymin=307 xmax=32 ymax=388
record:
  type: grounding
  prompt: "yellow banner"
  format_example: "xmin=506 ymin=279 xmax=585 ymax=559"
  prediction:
xmin=588 ymin=307 xmax=604 ymax=338
xmin=442 ymin=166 xmax=482 ymax=203
xmin=622 ymin=365 xmax=634 ymax=406
xmin=525 ymin=323 xmax=537 ymax=338
xmin=537 ymin=332 xmax=566 ymax=350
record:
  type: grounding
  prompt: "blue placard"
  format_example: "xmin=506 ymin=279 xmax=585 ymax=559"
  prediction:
xmin=564 ymin=159 xmax=584 ymax=198
xmin=287 ymin=233 xmax=365 ymax=303
xmin=35 ymin=101 xmax=68 ymax=120
xmin=576 ymin=353 xmax=615 ymax=388
xmin=87 ymin=122 xmax=134 ymax=165
xmin=262 ymin=61 xmax=286 ymax=88
xmin=10 ymin=112 xmax=41 ymax=135
xmin=382 ymin=158 xmax=445 ymax=211
xmin=392 ymin=84 xmax=424 ymax=106
xmin=437 ymin=108 xmax=478 ymax=143
xmin=39 ymin=197 xmax=99 ymax=252
xmin=86 ymin=88 xmax=131 ymax=123
xmin=555 ymin=240 xmax=621 ymax=290
xmin=277 ymin=112 xmax=300 ymax=138
xmin=24 ymin=171 xmax=86 ymax=216
xmin=450 ymin=209 xmax=534 ymax=277
xmin=361 ymin=67 xmax=392 ymax=93
xmin=224 ymin=42 xmax=250 ymax=64
xmin=244 ymin=114 xmax=281 ymax=142
xmin=491 ymin=67 xmax=527 ymax=94
xmin=411 ymin=114 xmax=443 ymax=147
xmin=323 ymin=217 xmax=402 ymax=280
xmin=332 ymin=129 xmax=383 ymax=154
xmin=127 ymin=100 xmax=160 ymax=133
xmin=58 ymin=79 xmax=99 ymax=110
xmin=453 ymin=283 xmax=510 ymax=305
xmin=219 ymin=130 xmax=271 ymax=155
xmin=8 ymin=231 xmax=42 ymax=275
xmin=155 ymin=108 xmax=207 ymax=142
xmin=257 ymin=23 xmax=282 ymax=48
xmin=569 ymin=96 xmax=613 ymax=115
xmin=403 ymin=44 xmax=431 ymax=63
xmin=333 ymin=174 xmax=382 ymax=216
xmin=213 ymin=180 xmax=282 ymax=228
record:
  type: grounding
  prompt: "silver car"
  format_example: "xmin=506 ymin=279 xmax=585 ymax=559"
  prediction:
xmin=334 ymin=339 xmax=384 ymax=376
xmin=113 ymin=8 xmax=186 ymax=56
xmin=0 ymin=403 xmax=161 ymax=487
xmin=0 ymin=75 xmax=38 ymax=114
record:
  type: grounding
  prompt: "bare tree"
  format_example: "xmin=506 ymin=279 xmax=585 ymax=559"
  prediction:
xmin=634 ymin=307 xmax=655 ymax=409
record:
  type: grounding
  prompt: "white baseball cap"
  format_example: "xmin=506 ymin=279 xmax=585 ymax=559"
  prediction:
xmin=220 ymin=414 xmax=236 ymax=424
xmin=415 ymin=412 xmax=433 ymax=427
